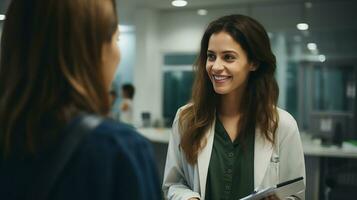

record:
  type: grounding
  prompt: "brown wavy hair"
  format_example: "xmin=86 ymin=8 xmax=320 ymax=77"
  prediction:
xmin=180 ymin=14 xmax=279 ymax=164
xmin=0 ymin=0 xmax=118 ymax=156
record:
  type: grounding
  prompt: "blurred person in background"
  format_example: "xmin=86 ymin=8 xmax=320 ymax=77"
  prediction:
xmin=119 ymin=83 xmax=135 ymax=125
xmin=162 ymin=14 xmax=305 ymax=200
xmin=0 ymin=0 xmax=161 ymax=199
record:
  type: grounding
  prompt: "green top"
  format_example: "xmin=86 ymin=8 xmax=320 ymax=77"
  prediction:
xmin=205 ymin=118 xmax=255 ymax=200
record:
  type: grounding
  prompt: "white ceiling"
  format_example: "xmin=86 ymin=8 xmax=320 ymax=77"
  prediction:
xmin=0 ymin=0 xmax=356 ymax=60
xmin=117 ymin=0 xmax=357 ymax=30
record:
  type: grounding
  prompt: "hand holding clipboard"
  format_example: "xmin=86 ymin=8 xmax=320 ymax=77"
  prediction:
xmin=240 ymin=177 xmax=304 ymax=200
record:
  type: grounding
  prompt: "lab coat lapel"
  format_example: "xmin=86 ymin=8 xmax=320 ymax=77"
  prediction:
xmin=197 ymin=118 xmax=215 ymax=200
xmin=254 ymin=129 xmax=274 ymax=189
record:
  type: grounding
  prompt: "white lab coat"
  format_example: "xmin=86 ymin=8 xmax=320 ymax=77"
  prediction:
xmin=162 ymin=105 xmax=306 ymax=200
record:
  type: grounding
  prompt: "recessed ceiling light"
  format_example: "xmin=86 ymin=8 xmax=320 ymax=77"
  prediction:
xmin=197 ymin=9 xmax=208 ymax=16
xmin=172 ymin=0 xmax=188 ymax=7
xmin=307 ymin=43 xmax=317 ymax=51
xmin=0 ymin=14 xmax=5 ymax=21
xmin=318 ymin=54 xmax=326 ymax=62
xmin=297 ymin=23 xmax=309 ymax=31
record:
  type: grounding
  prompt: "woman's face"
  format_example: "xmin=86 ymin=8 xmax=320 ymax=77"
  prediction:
xmin=102 ymin=28 xmax=120 ymax=90
xmin=206 ymin=31 xmax=256 ymax=96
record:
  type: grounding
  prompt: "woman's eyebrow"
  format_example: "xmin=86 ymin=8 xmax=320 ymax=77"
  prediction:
xmin=221 ymin=50 xmax=238 ymax=55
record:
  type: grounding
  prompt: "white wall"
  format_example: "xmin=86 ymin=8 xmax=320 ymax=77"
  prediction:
xmin=114 ymin=28 xmax=136 ymax=87
xmin=133 ymin=8 xmax=162 ymax=126
xmin=111 ymin=28 xmax=136 ymax=113
xmin=158 ymin=7 xmax=249 ymax=52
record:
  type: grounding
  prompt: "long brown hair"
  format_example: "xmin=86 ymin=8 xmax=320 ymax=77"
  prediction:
xmin=0 ymin=0 xmax=118 ymax=156
xmin=180 ymin=14 xmax=279 ymax=164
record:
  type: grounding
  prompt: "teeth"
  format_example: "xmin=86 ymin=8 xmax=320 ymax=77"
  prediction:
xmin=213 ymin=75 xmax=230 ymax=80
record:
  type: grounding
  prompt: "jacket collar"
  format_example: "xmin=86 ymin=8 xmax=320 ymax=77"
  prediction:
xmin=197 ymin=117 xmax=215 ymax=200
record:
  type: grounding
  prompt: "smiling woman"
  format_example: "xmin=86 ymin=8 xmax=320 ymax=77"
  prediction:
xmin=162 ymin=14 xmax=306 ymax=200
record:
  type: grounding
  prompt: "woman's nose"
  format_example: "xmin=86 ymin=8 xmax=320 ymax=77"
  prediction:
xmin=211 ymin=59 xmax=224 ymax=71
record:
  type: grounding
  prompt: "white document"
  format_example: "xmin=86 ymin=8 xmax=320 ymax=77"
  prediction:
xmin=240 ymin=177 xmax=304 ymax=200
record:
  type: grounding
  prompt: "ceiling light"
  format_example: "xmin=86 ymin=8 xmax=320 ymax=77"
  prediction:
xmin=297 ymin=23 xmax=309 ymax=31
xmin=318 ymin=55 xmax=326 ymax=62
xmin=0 ymin=15 xmax=5 ymax=21
xmin=172 ymin=0 xmax=188 ymax=7
xmin=197 ymin=9 xmax=208 ymax=16
xmin=307 ymin=43 xmax=317 ymax=51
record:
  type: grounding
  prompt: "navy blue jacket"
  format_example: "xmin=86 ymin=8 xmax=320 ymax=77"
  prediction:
xmin=0 ymin=118 xmax=162 ymax=200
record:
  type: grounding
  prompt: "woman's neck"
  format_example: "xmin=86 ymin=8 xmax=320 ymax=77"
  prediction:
xmin=218 ymin=88 xmax=244 ymax=117
xmin=217 ymin=89 xmax=245 ymax=142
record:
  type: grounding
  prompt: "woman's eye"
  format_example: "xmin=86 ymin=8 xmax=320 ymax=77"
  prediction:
xmin=207 ymin=54 xmax=216 ymax=61
xmin=224 ymin=54 xmax=235 ymax=61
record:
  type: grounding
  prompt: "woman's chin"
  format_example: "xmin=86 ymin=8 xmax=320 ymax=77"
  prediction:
xmin=213 ymin=88 xmax=229 ymax=95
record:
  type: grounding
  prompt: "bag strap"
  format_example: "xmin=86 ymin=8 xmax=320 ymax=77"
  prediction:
xmin=28 ymin=115 xmax=103 ymax=200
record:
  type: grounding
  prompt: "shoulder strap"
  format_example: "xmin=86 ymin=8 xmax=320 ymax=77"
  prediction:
xmin=27 ymin=115 xmax=103 ymax=200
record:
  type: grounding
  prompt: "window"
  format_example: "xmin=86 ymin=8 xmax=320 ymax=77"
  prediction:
xmin=163 ymin=53 xmax=196 ymax=126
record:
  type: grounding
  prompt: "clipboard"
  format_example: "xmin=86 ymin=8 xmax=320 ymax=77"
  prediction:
xmin=239 ymin=177 xmax=304 ymax=200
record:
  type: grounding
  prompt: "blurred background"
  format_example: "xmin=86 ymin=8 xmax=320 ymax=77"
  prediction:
xmin=0 ymin=0 xmax=356 ymax=199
